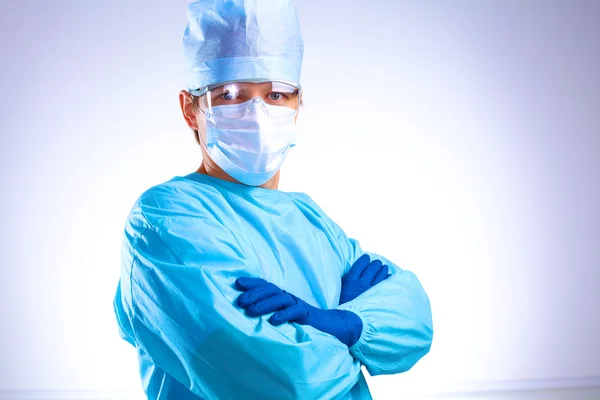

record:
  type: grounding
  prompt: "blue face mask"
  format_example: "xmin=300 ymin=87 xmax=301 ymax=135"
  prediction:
xmin=204 ymin=99 xmax=297 ymax=186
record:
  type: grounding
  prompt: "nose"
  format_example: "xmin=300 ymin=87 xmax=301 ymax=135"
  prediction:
xmin=246 ymin=97 xmax=270 ymax=115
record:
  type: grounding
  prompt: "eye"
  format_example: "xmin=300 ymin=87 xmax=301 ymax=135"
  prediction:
xmin=269 ymin=92 xmax=286 ymax=101
xmin=221 ymin=91 xmax=236 ymax=101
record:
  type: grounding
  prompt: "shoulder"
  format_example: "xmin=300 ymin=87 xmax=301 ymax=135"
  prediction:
xmin=138 ymin=175 xmax=226 ymax=220
xmin=141 ymin=175 xmax=221 ymax=211
xmin=286 ymin=191 xmax=339 ymax=230
xmin=288 ymin=191 xmax=341 ymax=219
xmin=122 ymin=176 xmax=244 ymax=268
xmin=286 ymin=191 xmax=349 ymax=239
xmin=286 ymin=191 xmax=324 ymax=214
xmin=124 ymin=175 xmax=228 ymax=243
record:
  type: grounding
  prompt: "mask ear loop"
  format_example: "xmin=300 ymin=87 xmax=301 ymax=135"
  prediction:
xmin=190 ymin=91 xmax=217 ymax=149
xmin=203 ymin=102 xmax=218 ymax=148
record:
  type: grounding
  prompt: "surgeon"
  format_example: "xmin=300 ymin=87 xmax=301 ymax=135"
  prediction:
xmin=113 ymin=1 xmax=433 ymax=399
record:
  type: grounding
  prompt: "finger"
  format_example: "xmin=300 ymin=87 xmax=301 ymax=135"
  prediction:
xmin=246 ymin=292 xmax=296 ymax=317
xmin=345 ymin=254 xmax=371 ymax=280
xmin=235 ymin=277 xmax=267 ymax=291
xmin=237 ymin=282 xmax=282 ymax=307
xmin=386 ymin=274 xmax=391 ymax=279
xmin=371 ymin=264 xmax=389 ymax=285
xmin=360 ymin=259 xmax=383 ymax=282
xmin=269 ymin=301 xmax=309 ymax=326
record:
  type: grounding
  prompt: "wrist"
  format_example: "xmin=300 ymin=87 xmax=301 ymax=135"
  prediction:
xmin=320 ymin=309 xmax=363 ymax=348
xmin=341 ymin=310 xmax=363 ymax=348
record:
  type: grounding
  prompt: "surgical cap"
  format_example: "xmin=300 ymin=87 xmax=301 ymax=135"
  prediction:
xmin=183 ymin=0 xmax=304 ymax=91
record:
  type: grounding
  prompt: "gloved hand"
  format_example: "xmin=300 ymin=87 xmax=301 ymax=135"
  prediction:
xmin=235 ymin=277 xmax=363 ymax=347
xmin=339 ymin=254 xmax=390 ymax=305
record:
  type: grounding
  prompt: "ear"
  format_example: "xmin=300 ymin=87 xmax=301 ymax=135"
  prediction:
xmin=179 ymin=90 xmax=199 ymax=130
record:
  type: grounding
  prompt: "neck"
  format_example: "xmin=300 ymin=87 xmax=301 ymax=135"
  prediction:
xmin=197 ymin=160 xmax=280 ymax=190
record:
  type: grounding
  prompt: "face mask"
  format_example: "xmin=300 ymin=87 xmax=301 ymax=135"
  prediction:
xmin=204 ymin=99 xmax=297 ymax=186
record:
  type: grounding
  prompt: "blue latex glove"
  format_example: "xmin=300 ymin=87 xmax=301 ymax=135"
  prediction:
xmin=235 ymin=277 xmax=363 ymax=348
xmin=339 ymin=254 xmax=390 ymax=305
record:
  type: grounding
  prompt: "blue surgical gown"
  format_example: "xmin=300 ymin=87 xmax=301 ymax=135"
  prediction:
xmin=113 ymin=172 xmax=433 ymax=400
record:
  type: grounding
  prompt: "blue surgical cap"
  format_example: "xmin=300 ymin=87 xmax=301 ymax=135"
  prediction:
xmin=183 ymin=0 xmax=304 ymax=91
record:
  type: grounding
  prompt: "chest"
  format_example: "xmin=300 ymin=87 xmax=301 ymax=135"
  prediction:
xmin=228 ymin=200 xmax=344 ymax=309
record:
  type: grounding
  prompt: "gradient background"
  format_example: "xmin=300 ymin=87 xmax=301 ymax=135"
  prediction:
xmin=1 ymin=0 xmax=599 ymax=399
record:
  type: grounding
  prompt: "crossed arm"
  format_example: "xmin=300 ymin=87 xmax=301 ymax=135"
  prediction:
xmin=236 ymin=238 xmax=434 ymax=376
xmin=233 ymin=254 xmax=393 ymax=348
xmin=118 ymin=209 xmax=433 ymax=399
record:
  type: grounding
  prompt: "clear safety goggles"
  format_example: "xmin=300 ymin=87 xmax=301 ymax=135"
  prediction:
xmin=190 ymin=81 xmax=301 ymax=119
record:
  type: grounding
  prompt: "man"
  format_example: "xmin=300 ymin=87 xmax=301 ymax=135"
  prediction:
xmin=113 ymin=1 xmax=433 ymax=399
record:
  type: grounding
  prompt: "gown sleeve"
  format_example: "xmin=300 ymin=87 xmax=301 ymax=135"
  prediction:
xmin=330 ymin=220 xmax=434 ymax=376
xmin=117 ymin=198 xmax=363 ymax=400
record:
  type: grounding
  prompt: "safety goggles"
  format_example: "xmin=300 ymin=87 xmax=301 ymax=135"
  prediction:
xmin=190 ymin=81 xmax=301 ymax=119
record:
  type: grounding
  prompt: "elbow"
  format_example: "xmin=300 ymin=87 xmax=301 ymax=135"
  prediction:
xmin=397 ymin=310 xmax=434 ymax=373
xmin=410 ymin=322 xmax=433 ymax=370
xmin=388 ymin=343 xmax=432 ymax=375
xmin=408 ymin=270 xmax=434 ymax=365
xmin=366 ymin=321 xmax=433 ymax=376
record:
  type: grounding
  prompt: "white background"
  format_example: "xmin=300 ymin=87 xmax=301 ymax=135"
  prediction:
xmin=1 ymin=0 xmax=599 ymax=398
